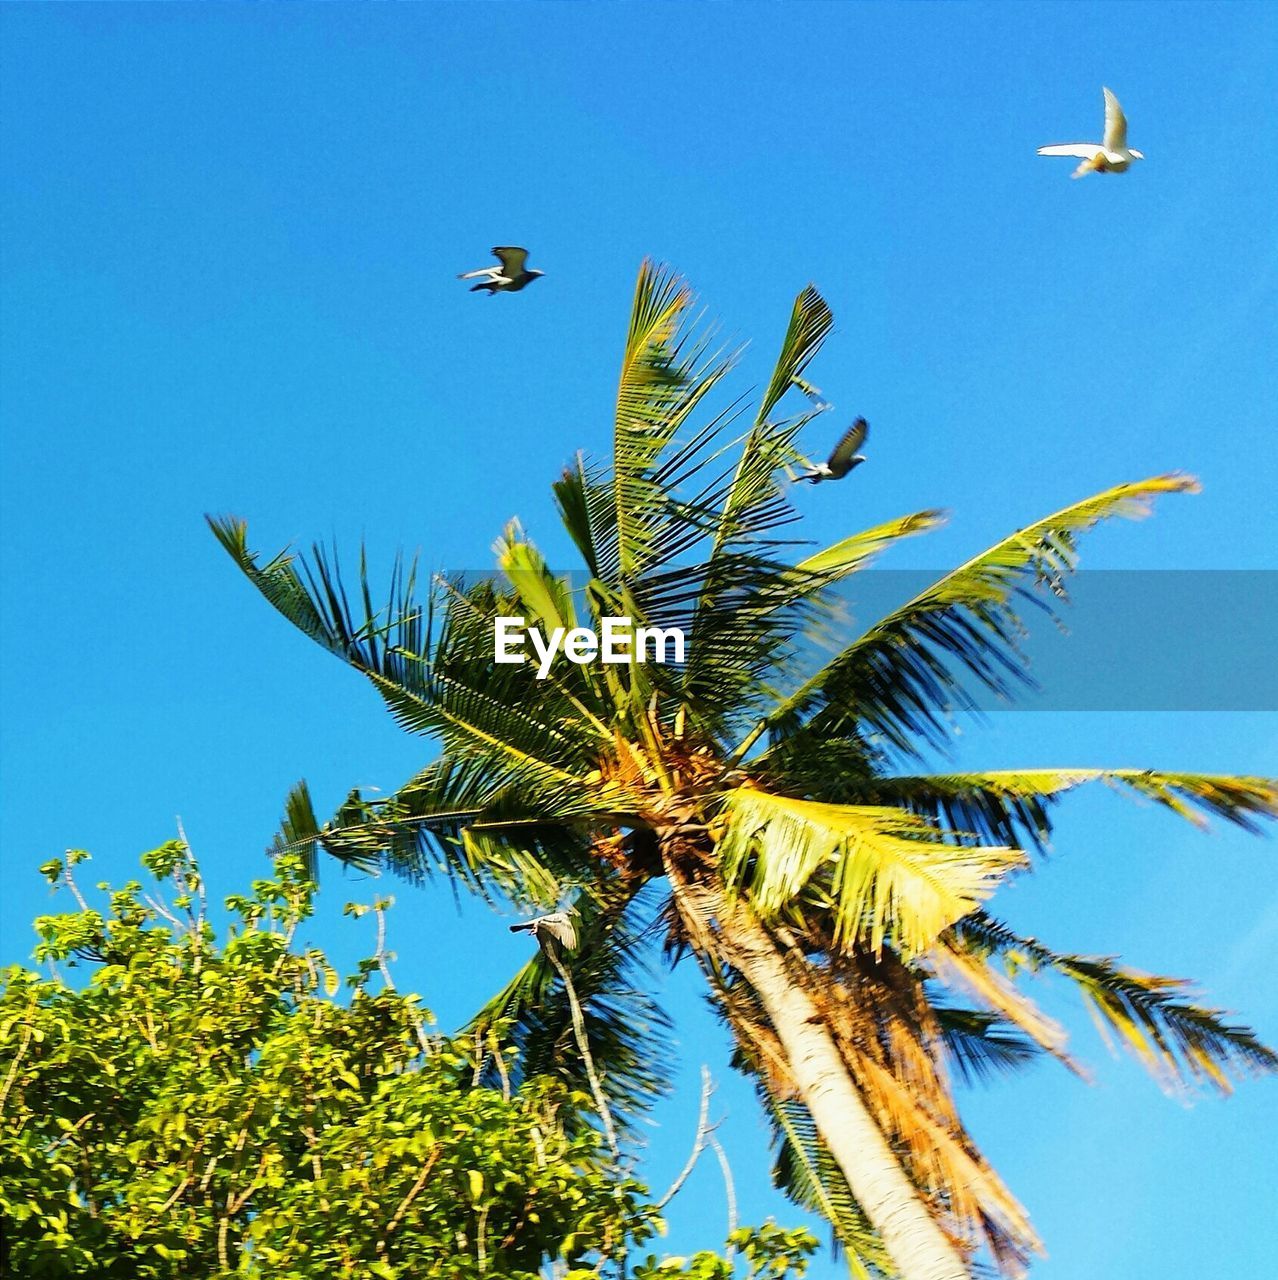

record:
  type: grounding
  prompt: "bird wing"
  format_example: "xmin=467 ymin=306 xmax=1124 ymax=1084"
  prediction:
xmin=1037 ymin=143 xmax=1103 ymax=158
xmin=459 ymin=266 xmax=501 ymax=280
xmin=492 ymin=246 xmax=529 ymax=276
xmin=1102 ymin=87 xmax=1127 ymax=152
xmin=827 ymin=418 xmax=868 ymax=470
xmin=543 ymin=914 xmax=577 ymax=951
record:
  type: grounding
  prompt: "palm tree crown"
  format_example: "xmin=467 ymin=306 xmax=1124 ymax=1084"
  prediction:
xmin=214 ymin=263 xmax=1277 ymax=1280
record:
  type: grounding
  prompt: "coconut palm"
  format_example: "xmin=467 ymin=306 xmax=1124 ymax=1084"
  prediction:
xmin=214 ymin=263 xmax=1277 ymax=1280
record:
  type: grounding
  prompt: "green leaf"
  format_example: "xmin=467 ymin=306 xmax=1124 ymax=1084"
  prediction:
xmin=761 ymin=473 xmax=1202 ymax=755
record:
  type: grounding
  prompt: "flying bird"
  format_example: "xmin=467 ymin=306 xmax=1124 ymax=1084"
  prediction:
xmin=795 ymin=417 xmax=869 ymax=483
xmin=509 ymin=910 xmax=578 ymax=952
xmin=1037 ymin=87 xmax=1144 ymax=178
xmin=459 ymin=246 xmax=545 ymax=294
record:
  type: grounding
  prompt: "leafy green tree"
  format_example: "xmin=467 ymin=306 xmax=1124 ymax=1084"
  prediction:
xmin=0 ymin=844 xmax=810 ymax=1279
xmin=213 ymin=263 xmax=1278 ymax=1280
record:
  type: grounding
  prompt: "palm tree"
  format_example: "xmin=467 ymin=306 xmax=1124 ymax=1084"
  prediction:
xmin=214 ymin=263 xmax=1277 ymax=1280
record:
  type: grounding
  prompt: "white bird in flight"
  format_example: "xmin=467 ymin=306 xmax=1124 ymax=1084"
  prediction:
xmin=459 ymin=246 xmax=545 ymax=294
xmin=510 ymin=909 xmax=578 ymax=952
xmin=1038 ymin=88 xmax=1144 ymax=178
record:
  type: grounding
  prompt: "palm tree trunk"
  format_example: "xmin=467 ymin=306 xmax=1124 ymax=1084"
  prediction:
xmin=669 ymin=869 xmax=970 ymax=1280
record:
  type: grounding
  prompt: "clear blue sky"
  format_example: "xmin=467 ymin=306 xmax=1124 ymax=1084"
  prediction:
xmin=2 ymin=3 xmax=1276 ymax=1275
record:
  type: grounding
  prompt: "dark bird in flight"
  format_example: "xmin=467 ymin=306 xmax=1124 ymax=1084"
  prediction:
xmin=795 ymin=417 xmax=869 ymax=483
xmin=459 ymin=246 xmax=545 ymax=295
xmin=509 ymin=910 xmax=578 ymax=952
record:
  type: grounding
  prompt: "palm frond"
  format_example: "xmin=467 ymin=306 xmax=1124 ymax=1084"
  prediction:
xmin=269 ymin=778 xmax=324 ymax=880
xmin=933 ymin=939 xmax=1079 ymax=1071
xmin=758 ymin=474 xmax=1202 ymax=757
xmin=947 ymin=913 xmax=1278 ymax=1093
xmin=770 ymin=1097 xmax=899 ymax=1279
xmin=268 ymin=756 xmax=594 ymax=901
xmin=676 ymin=288 xmax=835 ymax=739
xmin=613 ymin=260 xmax=735 ymax=583
xmin=368 ymin=671 xmax=589 ymax=796
xmin=718 ymin=788 xmax=1027 ymax=957
xmin=934 ymin=1007 xmax=1042 ymax=1086
xmin=860 ymin=769 xmax=1278 ymax=852
xmin=683 ymin=509 xmax=951 ymax=747
xmin=758 ymin=284 xmax=835 ymax=422
xmin=793 ymin=511 xmax=949 ymax=578
xmin=1054 ymin=956 xmax=1278 ymax=1094
xmin=468 ymin=883 xmax=671 ymax=1129
xmin=209 ymin=515 xmax=428 ymax=684
xmin=553 ymin=452 xmax=618 ymax=582
xmin=495 ymin=522 xmax=579 ymax=634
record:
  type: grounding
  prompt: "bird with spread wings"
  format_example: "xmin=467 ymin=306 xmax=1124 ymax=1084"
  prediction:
xmin=509 ymin=910 xmax=578 ymax=952
xmin=1038 ymin=87 xmax=1145 ymax=178
xmin=459 ymin=246 xmax=546 ymax=294
xmin=794 ymin=417 xmax=869 ymax=483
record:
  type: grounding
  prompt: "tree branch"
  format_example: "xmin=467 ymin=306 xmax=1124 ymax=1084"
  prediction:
xmin=657 ymin=1065 xmax=714 ymax=1208
xmin=708 ymin=1131 xmax=738 ymax=1259
xmin=545 ymin=943 xmax=620 ymax=1162
xmin=376 ymin=1147 xmax=442 ymax=1257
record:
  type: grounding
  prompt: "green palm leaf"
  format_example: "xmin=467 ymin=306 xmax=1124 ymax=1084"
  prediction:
xmin=949 ymin=913 xmax=1278 ymax=1094
xmin=468 ymin=885 xmax=672 ymax=1129
xmin=209 ymin=515 xmax=427 ymax=685
xmin=865 ymin=768 xmax=1278 ymax=850
xmin=269 ymin=778 xmax=324 ymax=880
xmin=933 ymin=1006 xmax=1041 ymax=1085
xmin=613 ymin=260 xmax=735 ymax=583
xmin=770 ymin=1097 xmax=898 ymax=1279
xmin=553 ymin=452 xmax=618 ymax=582
xmin=759 ymin=285 xmax=834 ymax=420
xmin=677 ymin=287 xmax=832 ymax=737
xmin=756 ymin=474 xmax=1202 ymax=756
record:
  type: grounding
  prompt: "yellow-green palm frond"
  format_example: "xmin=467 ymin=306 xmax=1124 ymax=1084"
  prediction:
xmin=614 ymin=260 xmax=736 ymax=582
xmin=1058 ymin=956 xmax=1278 ymax=1095
xmin=718 ymin=788 xmax=1028 ymax=957
xmin=758 ymin=284 xmax=835 ymax=423
xmin=756 ymin=473 xmax=1202 ymax=757
xmin=495 ymin=521 xmax=579 ymax=635
xmin=867 ymin=768 xmax=1278 ymax=850
xmin=793 ymin=510 xmax=949 ymax=578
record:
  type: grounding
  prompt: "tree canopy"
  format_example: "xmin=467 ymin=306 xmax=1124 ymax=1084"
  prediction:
xmin=0 ymin=843 xmax=814 ymax=1280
